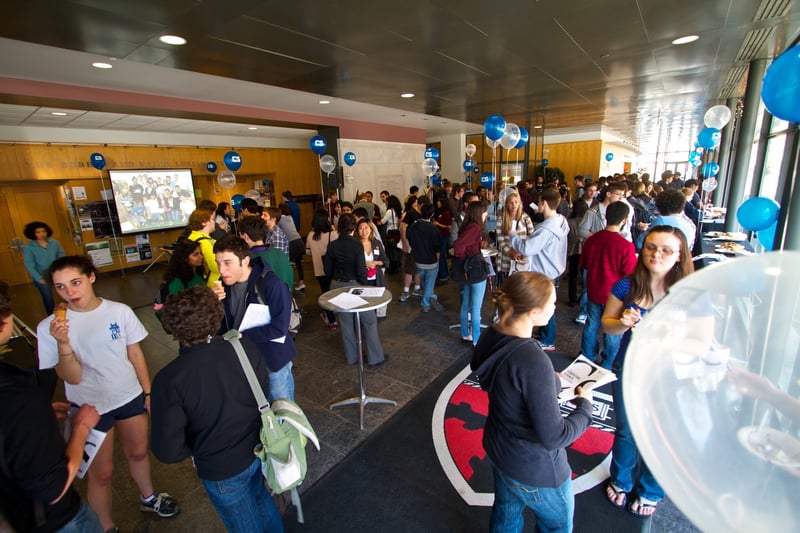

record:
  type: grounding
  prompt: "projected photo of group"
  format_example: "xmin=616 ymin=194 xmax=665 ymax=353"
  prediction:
xmin=109 ymin=169 xmax=198 ymax=235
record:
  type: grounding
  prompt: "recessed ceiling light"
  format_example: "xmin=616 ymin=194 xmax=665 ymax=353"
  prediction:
xmin=534 ymin=125 xmax=543 ymax=129
xmin=318 ymin=100 xmax=330 ymax=104
xmin=92 ymin=62 xmax=113 ymax=69
xmin=51 ymin=112 xmax=68 ymax=116
xmin=248 ymin=127 xmax=258 ymax=130
xmin=401 ymin=93 xmax=415 ymax=98
xmin=159 ymin=34 xmax=187 ymax=46
xmin=672 ymin=35 xmax=699 ymax=45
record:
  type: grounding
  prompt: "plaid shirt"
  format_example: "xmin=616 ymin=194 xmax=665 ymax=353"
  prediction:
xmin=264 ymin=225 xmax=289 ymax=256
xmin=496 ymin=212 xmax=534 ymax=274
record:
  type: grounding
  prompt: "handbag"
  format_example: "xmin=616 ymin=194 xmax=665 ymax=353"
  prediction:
xmin=452 ymin=254 xmax=490 ymax=284
xmin=223 ymin=330 xmax=320 ymax=522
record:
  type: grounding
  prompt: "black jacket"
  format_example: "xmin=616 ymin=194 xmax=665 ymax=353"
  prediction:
xmin=0 ymin=362 xmax=81 ymax=532
xmin=471 ymin=328 xmax=592 ymax=487
xmin=150 ymin=336 xmax=270 ymax=481
xmin=324 ymin=233 xmax=367 ymax=284
xmin=407 ymin=219 xmax=442 ymax=265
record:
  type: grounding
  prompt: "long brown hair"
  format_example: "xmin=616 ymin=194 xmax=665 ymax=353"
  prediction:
xmin=493 ymin=271 xmax=554 ymax=328
xmin=627 ymin=225 xmax=693 ymax=306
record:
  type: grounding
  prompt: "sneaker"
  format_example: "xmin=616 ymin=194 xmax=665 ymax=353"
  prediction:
xmin=294 ymin=282 xmax=306 ymax=291
xmin=574 ymin=314 xmax=587 ymax=325
xmin=422 ymin=306 xmax=431 ymax=313
xmin=431 ymin=300 xmax=445 ymax=312
xmin=412 ymin=288 xmax=422 ymax=297
xmin=327 ymin=322 xmax=338 ymax=330
xmin=399 ymin=291 xmax=410 ymax=302
xmin=140 ymin=492 xmax=180 ymax=518
xmin=539 ymin=343 xmax=556 ymax=351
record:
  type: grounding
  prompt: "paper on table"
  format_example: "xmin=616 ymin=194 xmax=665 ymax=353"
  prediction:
xmin=557 ymin=355 xmax=617 ymax=403
xmin=349 ymin=287 xmax=385 ymax=297
xmin=328 ymin=292 xmax=369 ymax=309
xmin=77 ymin=429 xmax=107 ymax=479
xmin=240 ymin=303 xmax=271 ymax=332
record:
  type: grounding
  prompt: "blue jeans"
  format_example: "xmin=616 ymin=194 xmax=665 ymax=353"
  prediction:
xmin=539 ymin=279 xmax=559 ymax=346
xmin=34 ymin=280 xmax=55 ymax=315
xmin=581 ymin=300 xmax=621 ymax=368
xmin=269 ymin=361 xmax=294 ymax=402
xmin=609 ymin=375 xmax=664 ymax=502
xmin=57 ymin=501 xmax=103 ymax=533
xmin=417 ymin=264 xmax=439 ymax=307
xmin=460 ymin=280 xmax=487 ymax=343
xmin=579 ymin=271 xmax=588 ymax=317
xmin=438 ymin=239 xmax=450 ymax=279
xmin=201 ymin=457 xmax=284 ymax=533
xmin=490 ymin=466 xmax=574 ymax=533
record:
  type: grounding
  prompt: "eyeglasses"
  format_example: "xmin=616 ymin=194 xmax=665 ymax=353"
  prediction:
xmin=643 ymin=243 xmax=678 ymax=256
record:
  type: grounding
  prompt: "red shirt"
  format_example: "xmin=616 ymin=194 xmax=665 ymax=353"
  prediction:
xmin=580 ymin=230 xmax=636 ymax=305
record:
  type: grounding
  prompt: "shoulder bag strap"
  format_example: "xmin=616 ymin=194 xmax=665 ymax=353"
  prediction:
xmin=223 ymin=330 xmax=270 ymax=414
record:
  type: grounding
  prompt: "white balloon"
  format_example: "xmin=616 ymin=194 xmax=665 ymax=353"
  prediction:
xmin=704 ymin=105 xmax=732 ymax=129
xmin=421 ymin=157 xmax=439 ymax=177
xmin=499 ymin=123 xmax=521 ymax=151
xmin=244 ymin=189 xmax=260 ymax=201
xmin=702 ymin=178 xmax=718 ymax=192
xmin=624 ymin=251 xmax=800 ymax=532
xmin=465 ymin=143 xmax=477 ymax=158
xmin=217 ymin=170 xmax=236 ymax=190
xmin=486 ymin=137 xmax=500 ymax=150
xmin=320 ymin=154 xmax=336 ymax=174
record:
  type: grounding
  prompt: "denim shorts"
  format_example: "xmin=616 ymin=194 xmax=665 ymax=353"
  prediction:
xmin=72 ymin=392 xmax=147 ymax=432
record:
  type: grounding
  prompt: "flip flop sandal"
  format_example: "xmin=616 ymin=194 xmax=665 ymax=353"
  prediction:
xmin=605 ymin=482 xmax=627 ymax=509
xmin=628 ymin=497 xmax=658 ymax=517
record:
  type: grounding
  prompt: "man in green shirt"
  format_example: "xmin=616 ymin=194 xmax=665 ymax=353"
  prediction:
xmin=238 ymin=216 xmax=293 ymax=289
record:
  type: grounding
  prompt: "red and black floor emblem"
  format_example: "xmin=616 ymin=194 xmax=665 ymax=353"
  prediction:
xmin=432 ymin=366 xmax=616 ymax=506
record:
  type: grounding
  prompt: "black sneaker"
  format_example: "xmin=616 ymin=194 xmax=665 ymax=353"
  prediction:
xmin=140 ymin=492 xmax=180 ymax=518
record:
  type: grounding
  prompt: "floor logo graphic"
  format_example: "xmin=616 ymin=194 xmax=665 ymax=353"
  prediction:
xmin=432 ymin=365 xmax=616 ymax=506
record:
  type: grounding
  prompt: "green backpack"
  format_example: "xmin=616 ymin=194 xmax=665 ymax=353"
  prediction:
xmin=223 ymin=330 xmax=319 ymax=522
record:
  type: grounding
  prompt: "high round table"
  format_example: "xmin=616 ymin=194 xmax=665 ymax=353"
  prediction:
xmin=319 ymin=286 xmax=397 ymax=429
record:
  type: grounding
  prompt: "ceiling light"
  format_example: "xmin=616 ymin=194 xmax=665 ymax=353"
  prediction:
xmin=672 ymin=35 xmax=699 ymax=45
xmin=92 ymin=62 xmax=113 ymax=69
xmin=318 ymin=100 xmax=330 ymax=104
xmin=159 ymin=34 xmax=187 ymax=46
xmin=401 ymin=93 xmax=415 ymax=98
xmin=248 ymin=127 xmax=257 ymax=130
xmin=51 ymin=112 xmax=68 ymax=116
xmin=534 ymin=125 xmax=543 ymax=129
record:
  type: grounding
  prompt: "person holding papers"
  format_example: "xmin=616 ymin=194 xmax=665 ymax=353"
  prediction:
xmin=471 ymin=271 xmax=593 ymax=533
xmin=213 ymin=235 xmax=296 ymax=402
xmin=324 ymin=214 xmax=386 ymax=368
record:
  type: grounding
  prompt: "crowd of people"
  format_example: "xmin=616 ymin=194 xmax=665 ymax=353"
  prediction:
xmin=2 ymin=170 xmax=710 ymax=532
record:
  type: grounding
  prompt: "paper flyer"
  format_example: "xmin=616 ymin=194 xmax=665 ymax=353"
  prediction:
xmin=76 ymin=429 xmax=107 ymax=479
xmin=557 ymin=355 xmax=617 ymax=403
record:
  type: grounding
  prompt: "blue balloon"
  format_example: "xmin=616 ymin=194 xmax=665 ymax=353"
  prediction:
xmin=736 ymin=197 xmax=780 ymax=231
xmin=762 ymin=44 xmax=800 ymax=123
xmin=480 ymin=172 xmax=495 ymax=188
xmin=231 ymin=194 xmax=245 ymax=212
xmin=473 ymin=167 xmax=480 ymax=174
xmin=463 ymin=159 xmax=475 ymax=171
xmin=424 ymin=147 xmax=440 ymax=160
xmin=206 ymin=161 xmax=217 ymax=172
xmin=542 ymin=158 xmax=549 ymax=167
xmin=688 ymin=150 xmax=700 ymax=161
xmin=757 ymin=221 xmax=778 ymax=251
xmin=483 ymin=114 xmax=506 ymax=141
xmin=515 ymin=127 xmax=529 ymax=149
xmin=223 ymin=151 xmax=242 ymax=171
xmin=310 ymin=135 xmax=327 ymax=155
xmin=702 ymin=162 xmax=720 ymax=177
xmin=343 ymin=152 xmax=357 ymax=166
xmin=697 ymin=127 xmax=721 ymax=149
xmin=90 ymin=152 xmax=106 ymax=170
xmin=605 ymin=152 xmax=614 ymax=161
xmin=431 ymin=177 xmax=442 ymax=187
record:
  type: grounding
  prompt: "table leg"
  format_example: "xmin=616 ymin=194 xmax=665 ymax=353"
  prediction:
xmin=329 ymin=310 xmax=396 ymax=429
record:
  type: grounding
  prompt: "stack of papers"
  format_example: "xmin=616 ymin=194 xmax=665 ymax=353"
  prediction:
xmin=557 ymin=355 xmax=617 ymax=403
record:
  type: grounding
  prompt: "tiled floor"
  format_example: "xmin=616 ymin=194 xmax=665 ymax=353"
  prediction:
xmin=7 ymin=262 xmax=696 ymax=532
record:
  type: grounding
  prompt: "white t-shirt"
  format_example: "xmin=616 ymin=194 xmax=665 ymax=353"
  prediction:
xmin=38 ymin=299 xmax=148 ymax=414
